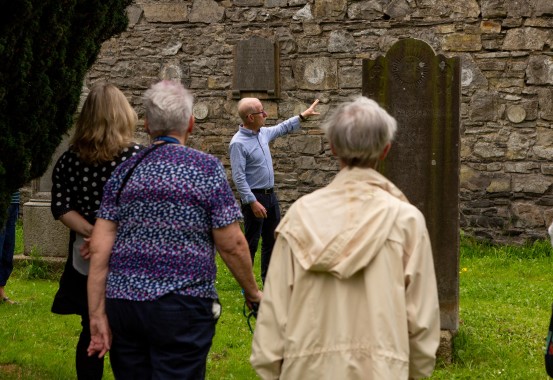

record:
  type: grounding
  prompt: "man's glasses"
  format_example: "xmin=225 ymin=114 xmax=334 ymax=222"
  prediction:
xmin=249 ymin=110 xmax=266 ymax=117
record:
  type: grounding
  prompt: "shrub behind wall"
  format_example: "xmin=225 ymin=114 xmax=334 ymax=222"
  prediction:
xmin=0 ymin=0 xmax=132 ymax=225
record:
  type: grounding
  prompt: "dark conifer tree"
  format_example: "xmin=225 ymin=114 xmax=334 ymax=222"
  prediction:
xmin=0 ymin=0 xmax=132 ymax=224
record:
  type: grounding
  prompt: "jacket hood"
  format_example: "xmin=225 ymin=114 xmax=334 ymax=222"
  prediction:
xmin=276 ymin=167 xmax=409 ymax=279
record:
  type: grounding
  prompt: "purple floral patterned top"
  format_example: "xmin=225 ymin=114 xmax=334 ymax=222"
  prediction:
xmin=97 ymin=143 xmax=243 ymax=301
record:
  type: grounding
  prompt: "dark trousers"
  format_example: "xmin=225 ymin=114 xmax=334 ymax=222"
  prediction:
xmin=242 ymin=192 xmax=281 ymax=283
xmin=0 ymin=203 xmax=18 ymax=287
xmin=106 ymin=294 xmax=218 ymax=380
xmin=76 ymin=315 xmax=104 ymax=380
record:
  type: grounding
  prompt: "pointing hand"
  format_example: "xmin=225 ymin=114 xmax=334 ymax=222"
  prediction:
xmin=301 ymin=99 xmax=321 ymax=119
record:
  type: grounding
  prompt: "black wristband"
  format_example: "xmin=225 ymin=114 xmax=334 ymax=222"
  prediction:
xmin=299 ymin=113 xmax=306 ymax=121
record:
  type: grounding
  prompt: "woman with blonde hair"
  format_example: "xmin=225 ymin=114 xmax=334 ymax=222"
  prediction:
xmin=50 ymin=83 xmax=144 ymax=379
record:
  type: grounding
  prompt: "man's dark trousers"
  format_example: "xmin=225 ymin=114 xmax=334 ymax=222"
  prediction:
xmin=242 ymin=191 xmax=280 ymax=284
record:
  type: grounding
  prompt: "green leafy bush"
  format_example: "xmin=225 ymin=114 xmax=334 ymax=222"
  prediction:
xmin=0 ymin=0 xmax=132 ymax=224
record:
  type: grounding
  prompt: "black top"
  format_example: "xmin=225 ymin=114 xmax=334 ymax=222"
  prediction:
xmin=51 ymin=144 xmax=144 ymax=223
xmin=50 ymin=143 xmax=144 ymax=316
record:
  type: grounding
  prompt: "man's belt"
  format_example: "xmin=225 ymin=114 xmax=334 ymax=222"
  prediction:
xmin=251 ymin=188 xmax=274 ymax=194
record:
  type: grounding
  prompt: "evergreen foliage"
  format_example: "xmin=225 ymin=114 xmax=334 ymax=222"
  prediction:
xmin=0 ymin=0 xmax=132 ymax=224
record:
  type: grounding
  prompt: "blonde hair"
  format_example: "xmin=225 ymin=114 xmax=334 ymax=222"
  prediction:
xmin=70 ymin=83 xmax=137 ymax=164
xmin=321 ymin=97 xmax=397 ymax=167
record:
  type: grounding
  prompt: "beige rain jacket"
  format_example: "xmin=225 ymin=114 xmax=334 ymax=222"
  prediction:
xmin=250 ymin=167 xmax=440 ymax=380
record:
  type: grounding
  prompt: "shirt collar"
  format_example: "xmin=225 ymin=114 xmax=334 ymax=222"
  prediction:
xmin=239 ymin=125 xmax=258 ymax=136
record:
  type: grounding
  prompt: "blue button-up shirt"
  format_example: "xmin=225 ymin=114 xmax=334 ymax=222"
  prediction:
xmin=229 ymin=116 xmax=301 ymax=204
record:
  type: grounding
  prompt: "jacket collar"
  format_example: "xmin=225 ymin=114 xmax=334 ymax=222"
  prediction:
xmin=330 ymin=167 xmax=409 ymax=203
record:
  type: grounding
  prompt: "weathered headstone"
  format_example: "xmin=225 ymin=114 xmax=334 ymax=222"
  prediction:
xmin=23 ymin=134 xmax=71 ymax=257
xmin=363 ymin=38 xmax=461 ymax=331
xmin=233 ymin=36 xmax=280 ymax=99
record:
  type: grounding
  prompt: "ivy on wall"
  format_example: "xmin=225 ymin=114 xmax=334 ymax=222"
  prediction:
xmin=0 ymin=0 xmax=132 ymax=224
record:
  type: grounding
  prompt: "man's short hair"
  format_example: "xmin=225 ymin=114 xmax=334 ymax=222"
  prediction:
xmin=237 ymin=98 xmax=259 ymax=122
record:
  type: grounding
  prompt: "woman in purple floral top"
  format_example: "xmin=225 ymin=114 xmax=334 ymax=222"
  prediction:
xmin=50 ymin=83 xmax=144 ymax=380
xmin=87 ymin=80 xmax=262 ymax=379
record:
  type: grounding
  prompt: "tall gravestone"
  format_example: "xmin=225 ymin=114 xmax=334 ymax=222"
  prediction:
xmin=363 ymin=38 xmax=461 ymax=331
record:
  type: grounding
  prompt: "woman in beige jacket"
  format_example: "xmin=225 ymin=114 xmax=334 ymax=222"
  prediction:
xmin=250 ymin=97 xmax=441 ymax=380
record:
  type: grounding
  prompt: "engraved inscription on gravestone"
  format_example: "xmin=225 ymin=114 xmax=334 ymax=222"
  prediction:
xmin=362 ymin=38 xmax=461 ymax=332
xmin=233 ymin=36 xmax=280 ymax=99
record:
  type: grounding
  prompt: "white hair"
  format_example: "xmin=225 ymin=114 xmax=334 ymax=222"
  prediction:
xmin=321 ymin=97 xmax=397 ymax=167
xmin=143 ymin=80 xmax=193 ymax=135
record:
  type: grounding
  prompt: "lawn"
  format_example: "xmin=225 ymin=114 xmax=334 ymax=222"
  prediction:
xmin=430 ymin=237 xmax=553 ymax=379
xmin=1 ymin=229 xmax=552 ymax=379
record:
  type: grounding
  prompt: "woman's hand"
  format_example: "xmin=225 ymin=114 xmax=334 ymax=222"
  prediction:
xmin=80 ymin=237 xmax=91 ymax=260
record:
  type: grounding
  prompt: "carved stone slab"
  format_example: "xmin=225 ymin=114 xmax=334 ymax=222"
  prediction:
xmin=233 ymin=36 xmax=280 ymax=99
xmin=363 ymin=38 xmax=461 ymax=331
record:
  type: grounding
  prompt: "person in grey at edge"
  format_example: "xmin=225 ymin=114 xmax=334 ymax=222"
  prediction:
xmin=251 ymin=96 xmax=440 ymax=380
xmin=0 ymin=190 xmax=20 ymax=305
xmin=229 ymin=98 xmax=320 ymax=283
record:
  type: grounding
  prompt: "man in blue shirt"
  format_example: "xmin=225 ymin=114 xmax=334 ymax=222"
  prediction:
xmin=229 ymin=98 xmax=319 ymax=283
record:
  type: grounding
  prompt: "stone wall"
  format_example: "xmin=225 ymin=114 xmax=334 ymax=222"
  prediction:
xmin=86 ymin=0 xmax=553 ymax=244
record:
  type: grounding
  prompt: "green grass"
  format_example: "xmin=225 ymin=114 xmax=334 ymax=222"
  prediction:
xmin=2 ymin=227 xmax=553 ymax=379
xmin=0 ymin=277 xmax=84 ymax=379
xmin=0 ymin=259 xmax=260 ymax=380
xmin=431 ymin=237 xmax=553 ymax=379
